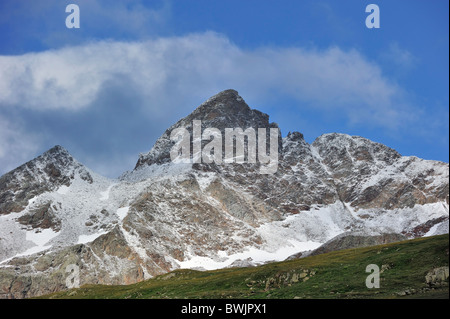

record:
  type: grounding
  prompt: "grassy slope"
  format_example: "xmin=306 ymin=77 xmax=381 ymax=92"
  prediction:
xmin=38 ymin=234 xmax=449 ymax=299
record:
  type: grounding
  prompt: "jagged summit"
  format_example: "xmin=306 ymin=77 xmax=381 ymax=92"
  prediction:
xmin=135 ymin=89 xmax=280 ymax=169
xmin=177 ymin=89 xmax=276 ymax=130
xmin=312 ymin=133 xmax=402 ymax=168
xmin=285 ymin=131 xmax=304 ymax=141
xmin=37 ymin=145 xmax=76 ymax=168
xmin=192 ymin=89 xmax=246 ymax=115
xmin=13 ymin=145 xmax=82 ymax=177
xmin=0 ymin=145 xmax=93 ymax=216
xmin=188 ymin=89 xmax=271 ymax=126
xmin=45 ymin=144 xmax=70 ymax=155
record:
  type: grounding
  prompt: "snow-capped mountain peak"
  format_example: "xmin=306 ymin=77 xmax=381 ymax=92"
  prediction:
xmin=0 ymin=90 xmax=448 ymax=298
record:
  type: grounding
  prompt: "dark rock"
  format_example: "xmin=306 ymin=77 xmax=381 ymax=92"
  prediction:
xmin=297 ymin=232 xmax=408 ymax=258
xmin=17 ymin=201 xmax=61 ymax=231
xmin=0 ymin=145 xmax=92 ymax=216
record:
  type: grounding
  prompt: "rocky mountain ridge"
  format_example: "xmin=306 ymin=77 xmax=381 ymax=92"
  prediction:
xmin=0 ymin=145 xmax=93 ymax=216
xmin=0 ymin=90 xmax=448 ymax=298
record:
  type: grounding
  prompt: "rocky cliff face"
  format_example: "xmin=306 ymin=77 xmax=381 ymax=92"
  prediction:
xmin=0 ymin=146 xmax=93 ymax=216
xmin=135 ymin=89 xmax=281 ymax=168
xmin=0 ymin=90 xmax=448 ymax=298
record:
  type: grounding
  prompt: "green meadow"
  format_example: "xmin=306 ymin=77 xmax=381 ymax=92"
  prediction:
xmin=38 ymin=234 xmax=449 ymax=299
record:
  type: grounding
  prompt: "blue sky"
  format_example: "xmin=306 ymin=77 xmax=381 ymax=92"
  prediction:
xmin=0 ymin=0 xmax=448 ymax=178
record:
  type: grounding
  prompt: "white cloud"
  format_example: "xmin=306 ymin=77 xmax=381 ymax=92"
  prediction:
xmin=382 ymin=42 xmax=418 ymax=70
xmin=1 ymin=32 xmax=426 ymax=176
xmin=0 ymin=116 xmax=41 ymax=173
xmin=0 ymin=32 xmax=407 ymax=124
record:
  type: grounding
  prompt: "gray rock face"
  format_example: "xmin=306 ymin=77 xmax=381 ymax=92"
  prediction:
xmin=311 ymin=133 xmax=449 ymax=209
xmin=17 ymin=201 xmax=61 ymax=232
xmin=134 ymin=90 xmax=448 ymax=216
xmin=135 ymin=89 xmax=281 ymax=168
xmin=425 ymin=266 xmax=449 ymax=286
xmin=0 ymin=145 xmax=92 ymax=216
xmin=0 ymin=89 xmax=448 ymax=299
xmin=298 ymin=232 xmax=408 ymax=258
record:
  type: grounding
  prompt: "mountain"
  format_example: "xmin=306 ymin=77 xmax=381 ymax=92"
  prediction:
xmin=0 ymin=90 xmax=448 ymax=299
xmin=0 ymin=145 xmax=92 ymax=217
xmin=135 ymin=89 xmax=280 ymax=168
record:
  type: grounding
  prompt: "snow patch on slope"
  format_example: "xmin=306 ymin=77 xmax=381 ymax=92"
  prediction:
xmin=77 ymin=231 xmax=108 ymax=244
xmin=56 ymin=185 xmax=70 ymax=195
xmin=176 ymin=201 xmax=449 ymax=271
xmin=19 ymin=229 xmax=59 ymax=256
xmin=99 ymin=183 xmax=117 ymax=201
xmin=116 ymin=207 xmax=130 ymax=221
